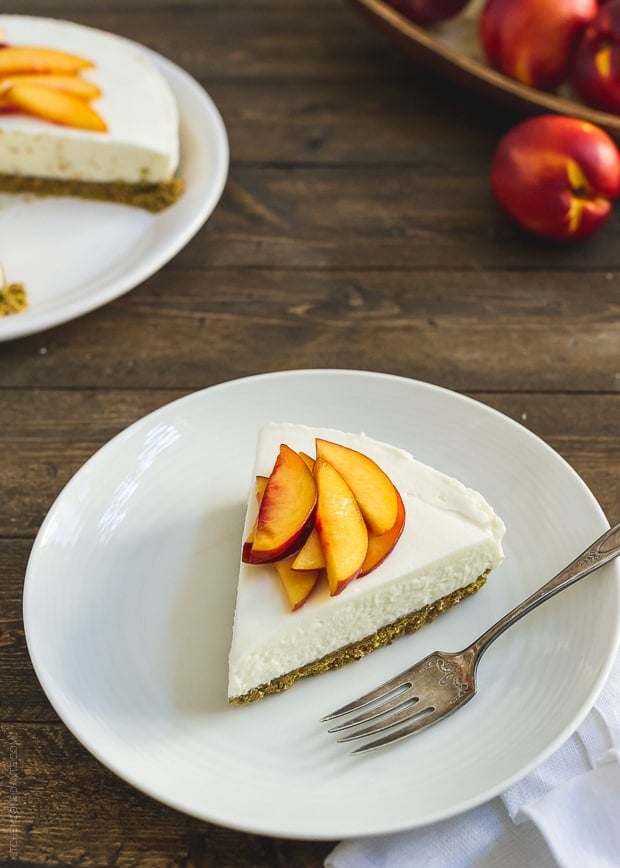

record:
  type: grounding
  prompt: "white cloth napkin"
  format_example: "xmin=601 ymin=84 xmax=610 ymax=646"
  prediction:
xmin=325 ymin=649 xmax=620 ymax=868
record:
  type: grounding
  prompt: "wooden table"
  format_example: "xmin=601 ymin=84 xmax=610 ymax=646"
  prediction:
xmin=1 ymin=1 xmax=618 ymax=864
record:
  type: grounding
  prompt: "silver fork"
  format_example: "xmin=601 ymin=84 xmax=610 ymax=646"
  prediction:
xmin=322 ymin=523 xmax=620 ymax=754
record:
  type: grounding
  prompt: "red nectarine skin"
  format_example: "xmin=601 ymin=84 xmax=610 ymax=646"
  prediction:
xmin=491 ymin=115 xmax=620 ymax=241
xmin=359 ymin=488 xmax=406 ymax=577
xmin=572 ymin=1 xmax=620 ymax=113
xmin=480 ymin=0 xmax=597 ymax=90
xmin=246 ymin=444 xmax=317 ymax=564
xmin=241 ymin=476 xmax=269 ymax=561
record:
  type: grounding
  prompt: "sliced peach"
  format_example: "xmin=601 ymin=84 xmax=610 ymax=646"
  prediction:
xmin=315 ymin=438 xmax=398 ymax=535
xmin=245 ymin=444 xmax=317 ymax=564
xmin=273 ymin=556 xmax=320 ymax=611
xmin=314 ymin=457 xmax=368 ymax=596
xmin=299 ymin=451 xmax=315 ymax=472
xmin=359 ymin=488 xmax=406 ymax=577
xmin=291 ymin=527 xmax=326 ymax=570
xmin=241 ymin=475 xmax=269 ymax=562
xmin=0 ymin=47 xmax=94 ymax=76
xmin=0 ymin=73 xmax=101 ymax=101
xmin=3 ymin=83 xmax=106 ymax=131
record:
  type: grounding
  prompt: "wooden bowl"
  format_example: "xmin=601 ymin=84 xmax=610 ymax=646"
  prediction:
xmin=348 ymin=0 xmax=620 ymax=140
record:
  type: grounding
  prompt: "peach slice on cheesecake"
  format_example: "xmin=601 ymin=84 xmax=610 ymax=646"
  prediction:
xmin=0 ymin=73 xmax=101 ymax=100
xmin=313 ymin=457 xmax=368 ymax=596
xmin=2 ymin=83 xmax=107 ymax=131
xmin=240 ymin=435 xmax=407 ymax=611
xmin=299 ymin=452 xmax=315 ymax=472
xmin=0 ymin=46 xmax=94 ymax=76
xmin=359 ymin=487 xmax=406 ymax=577
xmin=273 ymin=556 xmax=321 ymax=611
xmin=291 ymin=527 xmax=326 ymax=571
xmin=315 ymin=438 xmax=399 ymax=534
xmin=241 ymin=475 xmax=268 ymax=562
xmin=244 ymin=444 xmax=317 ymax=565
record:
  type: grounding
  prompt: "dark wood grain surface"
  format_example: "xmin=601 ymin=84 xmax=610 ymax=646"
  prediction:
xmin=1 ymin=1 xmax=618 ymax=865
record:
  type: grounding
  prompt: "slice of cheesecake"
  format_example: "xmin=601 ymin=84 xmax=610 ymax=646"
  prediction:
xmin=0 ymin=15 xmax=182 ymax=211
xmin=228 ymin=423 xmax=505 ymax=703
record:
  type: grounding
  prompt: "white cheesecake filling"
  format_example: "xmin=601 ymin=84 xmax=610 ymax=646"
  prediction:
xmin=228 ymin=424 xmax=505 ymax=700
xmin=0 ymin=16 xmax=179 ymax=183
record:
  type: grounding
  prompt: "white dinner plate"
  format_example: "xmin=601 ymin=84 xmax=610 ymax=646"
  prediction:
xmin=0 ymin=42 xmax=229 ymax=342
xmin=23 ymin=370 xmax=620 ymax=839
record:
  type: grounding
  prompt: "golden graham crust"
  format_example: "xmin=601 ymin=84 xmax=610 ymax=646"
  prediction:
xmin=0 ymin=173 xmax=184 ymax=213
xmin=0 ymin=281 xmax=27 ymax=316
xmin=229 ymin=572 xmax=489 ymax=704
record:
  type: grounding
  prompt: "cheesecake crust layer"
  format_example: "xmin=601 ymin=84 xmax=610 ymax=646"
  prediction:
xmin=0 ymin=173 xmax=184 ymax=212
xmin=229 ymin=572 xmax=488 ymax=704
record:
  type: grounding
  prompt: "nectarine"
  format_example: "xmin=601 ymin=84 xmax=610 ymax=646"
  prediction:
xmin=314 ymin=457 xmax=368 ymax=596
xmin=480 ymin=0 xmax=597 ymax=89
xmin=491 ymin=114 xmax=620 ymax=241
xmin=245 ymin=444 xmax=317 ymax=564
xmin=3 ymin=83 xmax=106 ymax=131
xmin=241 ymin=476 xmax=268 ymax=562
xmin=0 ymin=46 xmax=93 ymax=76
xmin=292 ymin=527 xmax=326 ymax=570
xmin=315 ymin=438 xmax=398 ymax=534
xmin=273 ymin=556 xmax=320 ymax=611
xmin=0 ymin=72 xmax=101 ymax=101
xmin=572 ymin=1 xmax=620 ymax=113
xmin=359 ymin=488 xmax=406 ymax=577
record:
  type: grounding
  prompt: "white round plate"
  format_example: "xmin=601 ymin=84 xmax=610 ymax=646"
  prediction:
xmin=24 ymin=370 xmax=620 ymax=839
xmin=0 ymin=42 xmax=228 ymax=343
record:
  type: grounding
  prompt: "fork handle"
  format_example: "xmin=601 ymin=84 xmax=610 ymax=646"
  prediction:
xmin=469 ymin=522 xmax=620 ymax=664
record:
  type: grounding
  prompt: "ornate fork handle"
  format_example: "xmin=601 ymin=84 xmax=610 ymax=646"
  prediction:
xmin=469 ymin=523 xmax=620 ymax=666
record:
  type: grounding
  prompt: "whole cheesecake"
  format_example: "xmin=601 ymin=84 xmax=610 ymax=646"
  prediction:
xmin=228 ymin=423 xmax=505 ymax=703
xmin=0 ymin=15 xmax=182 ymax=211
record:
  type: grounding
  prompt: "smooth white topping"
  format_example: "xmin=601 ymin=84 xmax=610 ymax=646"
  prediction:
xmin=0 ymin=16 xmax=179 ymax=183
xmin=228 ymin=424 xmax=505 ymax=699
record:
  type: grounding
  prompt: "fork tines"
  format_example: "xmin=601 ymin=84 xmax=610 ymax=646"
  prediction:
xmin=321 ymin=667 xmax=415 ymax=724
xmin=322 ymin=651 xmax=475 ymax=754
